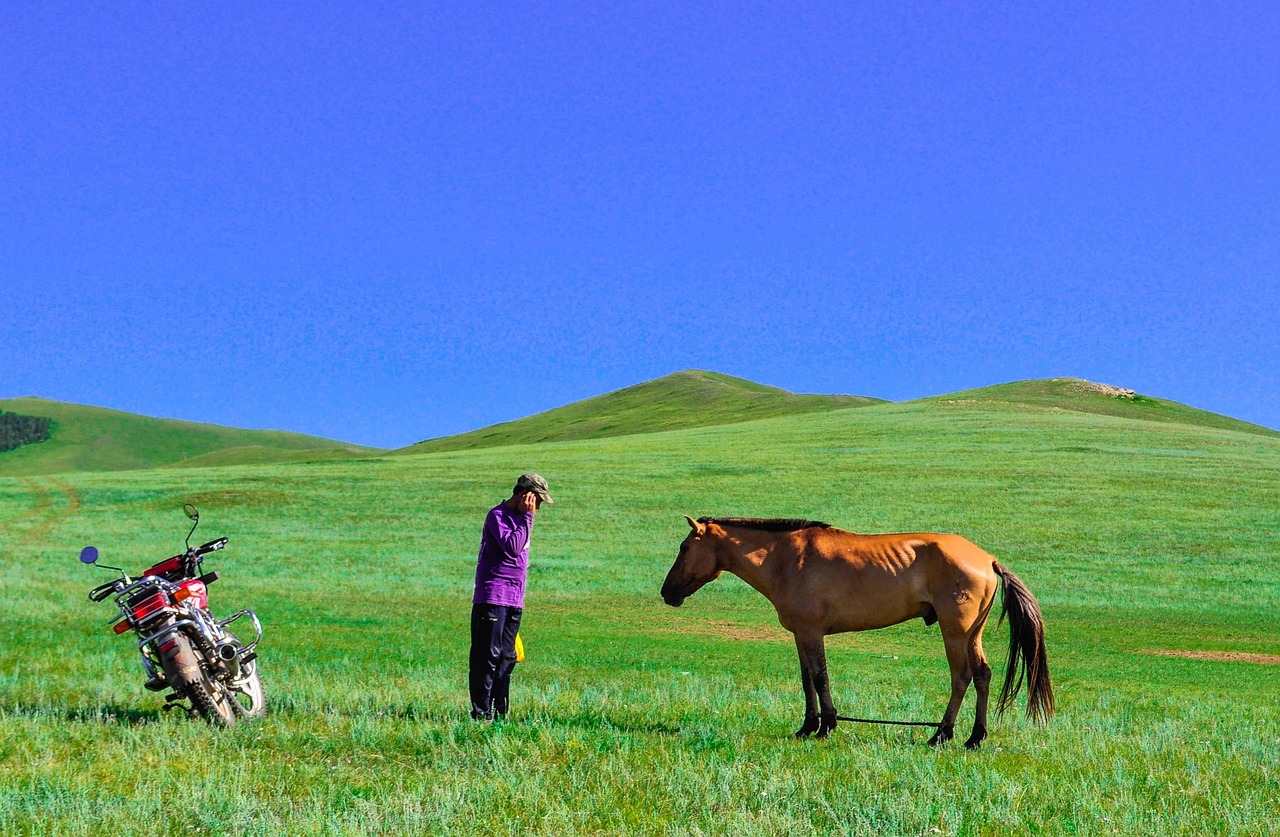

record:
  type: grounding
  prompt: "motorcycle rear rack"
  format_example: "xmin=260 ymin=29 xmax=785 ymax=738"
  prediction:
xmin=113 ymin=575 xmax=173 ymax=607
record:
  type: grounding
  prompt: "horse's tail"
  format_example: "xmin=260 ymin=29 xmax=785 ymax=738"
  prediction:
xmin=992 ymin=561 xmax=1054 ymax=724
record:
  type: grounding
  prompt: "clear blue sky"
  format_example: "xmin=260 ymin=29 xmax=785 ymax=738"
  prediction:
xmin=3 ymin=3 xmax=1277 ymax=448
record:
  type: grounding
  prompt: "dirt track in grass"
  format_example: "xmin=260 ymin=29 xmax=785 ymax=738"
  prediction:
xmin=656 ymin=619 xmax=791 ymax=643
xmin=1144 ymin=649 xmax=1280 ymax=665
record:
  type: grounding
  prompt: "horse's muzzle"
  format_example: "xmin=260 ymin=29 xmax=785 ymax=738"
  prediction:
xmin=661 ymin=588 xmax=685 ymax=607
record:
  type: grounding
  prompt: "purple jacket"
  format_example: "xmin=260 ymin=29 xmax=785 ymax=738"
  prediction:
xmin=473 ymin=502 xmax=533 ymax=608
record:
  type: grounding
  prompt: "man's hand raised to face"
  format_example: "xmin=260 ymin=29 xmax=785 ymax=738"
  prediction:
xmin=516 ymin=491 xmax=539 ymax=516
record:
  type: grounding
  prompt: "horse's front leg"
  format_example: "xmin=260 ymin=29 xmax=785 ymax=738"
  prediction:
xmin=797 ymin=633 xmax=838 ymax=738
xmin=793 ymin=635 xmax=820 ymax=738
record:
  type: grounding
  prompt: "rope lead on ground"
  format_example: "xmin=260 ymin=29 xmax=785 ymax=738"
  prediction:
xmin=835 ymin=715 xmax=941 ymax=728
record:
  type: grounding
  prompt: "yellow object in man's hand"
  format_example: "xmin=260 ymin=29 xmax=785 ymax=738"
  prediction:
xmin=514 ymin=632 xmax=525 ymax=663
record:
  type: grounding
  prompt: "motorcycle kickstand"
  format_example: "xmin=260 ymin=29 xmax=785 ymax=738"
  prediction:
xmin=162 ymin=692 xmax=192 ymax=716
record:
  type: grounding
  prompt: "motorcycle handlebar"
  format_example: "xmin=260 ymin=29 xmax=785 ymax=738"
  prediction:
xmin=89 ymin=581 xmax=122 ymax=602
xmin=85 ymin=537 xmax=228 ymax=602
xmin=195 ymin=537 xmax=228 ymax=556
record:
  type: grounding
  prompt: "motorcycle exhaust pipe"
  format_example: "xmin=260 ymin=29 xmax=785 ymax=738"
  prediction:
xmin=215 ymin=642 xmax=242 ymax=677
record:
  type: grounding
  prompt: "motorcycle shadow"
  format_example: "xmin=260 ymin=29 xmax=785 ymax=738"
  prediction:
xmin=4 ymin=703 xmax=167 ymax=726
xmin=61 ymin=705 xmax=166 ymax=726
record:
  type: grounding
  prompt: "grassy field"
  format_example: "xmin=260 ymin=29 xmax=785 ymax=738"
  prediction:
xmin=2 ymin=396 xmax=1278 ymax=835
xmin=0 ymin=397 xmax=381 ymax=476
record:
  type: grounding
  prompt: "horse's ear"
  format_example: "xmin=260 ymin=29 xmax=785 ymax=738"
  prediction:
xmin=684 ymin=515 xmax=706 ymax=535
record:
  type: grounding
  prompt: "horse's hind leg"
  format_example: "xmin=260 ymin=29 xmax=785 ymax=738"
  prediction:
xmin=963 ymin=631 xmax=993 ymax=749
xmin=928 ymin=629 xmax=973 ymax=747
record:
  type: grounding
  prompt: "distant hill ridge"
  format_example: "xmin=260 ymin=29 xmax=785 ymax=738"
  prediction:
xmin=4 ymin=373 xmax=1272 ymax=475
xmin=399 ymin=372 xmax=1276 ymax=455
xmin=921 ymin=378 xmax=1278 ymax=438
xmin=0 ymin=397 xmax=382 ymax=476
xmin=394 ymin=370 xmax=886 ymax=455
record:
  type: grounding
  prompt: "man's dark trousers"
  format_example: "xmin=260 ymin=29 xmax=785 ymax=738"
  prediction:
xmin=469 ymin=603 xmax=522 ymax=719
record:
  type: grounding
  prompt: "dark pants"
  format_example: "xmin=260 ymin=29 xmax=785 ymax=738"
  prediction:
xmin=469 ymin=603 xmax=522 ymax=719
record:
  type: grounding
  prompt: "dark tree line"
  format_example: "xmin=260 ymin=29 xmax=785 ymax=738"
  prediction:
xmin=0 ymin=410 xmax=53 ymax=452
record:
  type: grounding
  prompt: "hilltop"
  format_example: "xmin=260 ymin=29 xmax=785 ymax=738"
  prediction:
xmin=0 ymin=397 xmax=383 ymax=476
xmin=394 ymin=370 xmax=885 ymax=455
xmin=922 ymin=377 xmax=1277 ymax=438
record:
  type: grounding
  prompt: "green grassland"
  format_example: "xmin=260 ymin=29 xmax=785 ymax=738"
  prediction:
xmin=0 ymin=398 xmax=382 ymax=476
xmin=2 ymin=389 xmax=1278 ymax=835
xmin=396 ymin=370 xmax=884 ymax=454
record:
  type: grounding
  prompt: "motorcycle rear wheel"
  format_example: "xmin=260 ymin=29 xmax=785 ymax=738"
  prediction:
xmin=160 ymin=633 xmax=266 ymax=726
xmin=159 ymin=633 xmax=235 ymax=725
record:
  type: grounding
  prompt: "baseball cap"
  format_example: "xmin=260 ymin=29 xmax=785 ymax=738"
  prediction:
xmin=514 ymin=473 xmax=553 ymax=504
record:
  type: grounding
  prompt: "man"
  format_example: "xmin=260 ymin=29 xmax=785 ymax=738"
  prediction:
xmin=469 ymin=472 xmax=552 ymax=721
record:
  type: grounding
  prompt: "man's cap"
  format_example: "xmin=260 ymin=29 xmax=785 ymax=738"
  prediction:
xmin=515 ymin=473 xmax=553 ymax=504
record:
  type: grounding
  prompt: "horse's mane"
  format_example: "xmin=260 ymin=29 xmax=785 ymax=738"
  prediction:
xmin=698 ymin=516 xmax=832 ymax=532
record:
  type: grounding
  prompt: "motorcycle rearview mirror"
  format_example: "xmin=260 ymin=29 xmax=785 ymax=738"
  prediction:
xmin=81 ymin=545 xmax=127 ymax=575
xmin=183 ymin=503 xmax=200 ymax=550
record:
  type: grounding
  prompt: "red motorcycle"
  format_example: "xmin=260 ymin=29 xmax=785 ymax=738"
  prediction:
xmin=81 ymin=503 xmax=266 ymax=725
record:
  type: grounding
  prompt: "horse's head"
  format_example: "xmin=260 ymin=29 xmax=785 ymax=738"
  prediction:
xmin=661 ymin=516 xmax=724 ymax=607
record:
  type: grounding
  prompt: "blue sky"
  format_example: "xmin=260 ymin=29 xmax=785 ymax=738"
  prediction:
xmin=3 ymin=2 xmax=1277 ymax=448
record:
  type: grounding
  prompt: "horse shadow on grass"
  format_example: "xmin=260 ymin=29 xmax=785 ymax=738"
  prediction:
xmin=530 ymin=710 xmax=685 ymax=736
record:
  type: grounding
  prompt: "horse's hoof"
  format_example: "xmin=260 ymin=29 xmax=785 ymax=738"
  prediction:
xmin=815 ymin=714 xmax=838 ymax=739
xmin=964 ymin=738 xmax=983 ymax=750
xmin=794 ymin=717 xmax=820 ymax=739
xmin=927 ymin=729 xmax=953 ymax=747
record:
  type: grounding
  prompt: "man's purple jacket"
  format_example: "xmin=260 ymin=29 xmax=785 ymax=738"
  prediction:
xmin=473 ymin=502 xmax=533 ymax=608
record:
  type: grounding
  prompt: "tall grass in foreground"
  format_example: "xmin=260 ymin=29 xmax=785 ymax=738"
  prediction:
xmin=1 ymin=402 xmax=1278 ymax=835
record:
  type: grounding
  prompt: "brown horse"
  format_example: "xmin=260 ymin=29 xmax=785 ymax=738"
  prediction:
xmin=660 ymin=516 xmax=1053 ymax=748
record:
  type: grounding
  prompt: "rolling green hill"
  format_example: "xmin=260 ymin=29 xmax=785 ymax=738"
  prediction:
xmin=394 ymin=369 xmax=886 ymax=454
xmin=922 ymin=377 xmax=1278 ymax=438
xmin=162 ymin=445 xmax=384 ymax=469
xmin=0 ymin=397 xmax=382 ymax=476
xmin=6 ymin=374 xmax=1270 ymax=478
xmin=396 ymin=371 xmax=1274 ymax=457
